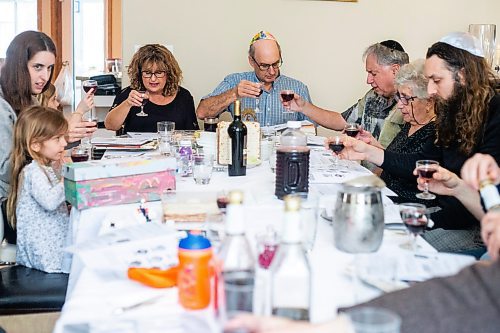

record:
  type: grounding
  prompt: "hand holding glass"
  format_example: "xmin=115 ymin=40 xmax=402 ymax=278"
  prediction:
xmin=416 ymin=160 xmax=439 ymax=200
xmin=280 ymin=90 xmax=294 ymax=114
xmin=136 ymin=90 xmax=149 ymax=117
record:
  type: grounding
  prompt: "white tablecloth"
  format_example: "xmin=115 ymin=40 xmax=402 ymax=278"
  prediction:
xmin=54 ymin=152 xmax=441 ymax=333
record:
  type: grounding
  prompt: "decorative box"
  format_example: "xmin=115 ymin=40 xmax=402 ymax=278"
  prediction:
xmin=63 ymin=156 xmax=176 ymax=210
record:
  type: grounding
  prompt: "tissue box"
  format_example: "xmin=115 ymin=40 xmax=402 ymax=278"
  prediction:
xmin=63 ymin=156 xmax=176 ymax=210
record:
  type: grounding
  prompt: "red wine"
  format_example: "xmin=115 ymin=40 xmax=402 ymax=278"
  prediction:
xmin=216 ymin=197 xmax=229 ymax=209
xmin=258 ymin=244 xmax=278 ymax=269
xmin=204 ymin=118 xmax=218 ymax=132
xmin=418 ymin=168 xmax=436 ymax=179
xmin=228 ymin=100 xmax=247 ymax=177
xmin=345 ymin=129 xmax=359 ymax=137
xmin=83 ymin=85 xmax=96 ymax=93
xmin=404 ymin=218 xmax=427 ymax=234
xmin=281 ymin=93 xmax=294 ymax=102
xmin=329 ymin=143 xmax=344 ymax=154
xmin=71 ymin=153 xmax=89 ymax=162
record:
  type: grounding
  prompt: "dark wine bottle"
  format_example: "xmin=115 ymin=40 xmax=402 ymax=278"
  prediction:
xmin=228 ymin=99 xmax=247 ymax=176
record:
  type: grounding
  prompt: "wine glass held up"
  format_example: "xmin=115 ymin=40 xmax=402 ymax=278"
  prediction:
xmin=280 ymin=90 xmax=294 ymax=114
xmin=136 ymin=90 xmax=149 ymax=117
xmin=344 ymin=123 xmax=360 ymax=138
xmin=329 ymin=135 xmax=344 ymax=170
xmin=416 ymin=160 xmax=439 ymax=200
xmin=82 ymin=80 xmax=98 ymax=122
xmin=255 ymin=83 xmax=263 ymax=114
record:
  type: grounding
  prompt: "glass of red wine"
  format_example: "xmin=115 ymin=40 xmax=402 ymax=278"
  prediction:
xmin=256 ymin=226 xmax=279 ymax=270
xmin=328 ymin=135 xmax=344 ymax=174
xmin=344 ymin=123 xmax=360 ymax=138
xmin=82 ymin=79 xmax=98 ymax=120
xmin=70 ymin=146 xmax=90 ymax=163
xmin=399 ymin=203 xmax=428 ymax=252
xmin=415 ymin=160 xmax=439 ymax=200
xmin=216 ymin=190 xmax=229 ymax=214
xmin=136 ymin=90 xmax=149 ymax=117
xmin=255 ymin=83 xmax=263 ymax=114
xmin=280 ymin=90 xmax=294 ymax=114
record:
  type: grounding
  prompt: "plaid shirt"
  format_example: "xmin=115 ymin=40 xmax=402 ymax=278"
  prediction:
xmin=202 ymin=71 xmax=312 ymax=126
xmin=342 ymin=89 xmax=404 ymax=148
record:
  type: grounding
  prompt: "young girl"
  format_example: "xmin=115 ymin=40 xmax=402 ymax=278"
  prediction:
xmin=7 ymin=106 xmax=70 ymax=273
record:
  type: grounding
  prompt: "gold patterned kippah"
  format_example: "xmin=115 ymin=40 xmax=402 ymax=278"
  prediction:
xmin=250 ymin=31 xmax=277 ymax=45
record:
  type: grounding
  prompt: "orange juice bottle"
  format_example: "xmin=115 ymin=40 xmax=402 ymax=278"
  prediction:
xmin=178 ymin=232 xmax=213 ymax=310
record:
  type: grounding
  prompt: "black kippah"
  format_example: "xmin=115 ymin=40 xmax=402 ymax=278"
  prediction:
xmin=380 ymin=40 xmax=405 ymax=53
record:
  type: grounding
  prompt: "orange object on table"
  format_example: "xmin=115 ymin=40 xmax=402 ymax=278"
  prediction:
xmin=127 ymin=266 xmax=179 ymax=288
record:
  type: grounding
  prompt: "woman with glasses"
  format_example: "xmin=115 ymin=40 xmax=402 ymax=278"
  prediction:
xmin=326 ymin=60 xmax=436 ymax=201
xmin=105 ymin=44 xmax=199 ymax=133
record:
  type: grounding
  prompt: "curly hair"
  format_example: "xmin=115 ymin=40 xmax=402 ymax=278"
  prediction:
xmin=0 ymin=31 xmax=56 ymax=114
xmin=127 ymin=44 xmax=182 ymax=96
xmin=426 ymin=42 xmax=497 ymax=155
xmin=7 ymin=106 xmax=68 ymax=228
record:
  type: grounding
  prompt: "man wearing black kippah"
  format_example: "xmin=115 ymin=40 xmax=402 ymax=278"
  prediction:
xmin=281 ymin=40 xmax=409 ymax=148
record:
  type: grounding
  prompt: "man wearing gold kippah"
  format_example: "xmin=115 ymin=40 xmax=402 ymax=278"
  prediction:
xmin=196 ymin=31 xmax=313 ymax=126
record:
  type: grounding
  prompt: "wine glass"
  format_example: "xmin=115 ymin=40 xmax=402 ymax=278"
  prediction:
xmin=81 ymin=80 xmax=98 ymax=151
xmin=136 ymin=90 xmax=149 ymax=117
xmin=328 ymin=135 xmax=344 ymax=177
xmin=255 ymin=83 xmax=263 ymax=114
xmin=344 ymin=123 xmax=360 ymax=138
xmin=415 ymin=160 xmax=439 ymax=200
xmin=399 ymin=203 xmax=428 ymax=252
xmin=216 ymin=190 xmax=229 ymax=214
xmin=280 ymin=90 xmax=294 ymax=114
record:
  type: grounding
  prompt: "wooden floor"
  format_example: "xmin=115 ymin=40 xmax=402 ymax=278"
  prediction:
xmin=0 ymin=312 xmax=60 ymax=333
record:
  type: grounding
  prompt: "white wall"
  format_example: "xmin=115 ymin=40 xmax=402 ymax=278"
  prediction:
xmin=122 ymin=0 xmax=500 ymax=121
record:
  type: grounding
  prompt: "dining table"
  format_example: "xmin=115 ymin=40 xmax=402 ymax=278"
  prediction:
xmin=53 ymin=141 xmax=474 ymax=333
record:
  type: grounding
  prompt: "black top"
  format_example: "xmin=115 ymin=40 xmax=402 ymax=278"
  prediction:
xmin=381 ymin=122 xmax=436 ymax=202
xmin=381 ymin=94 xmax=500 ymax=230
xmin=110 ymin=86 xmax=199 ymax=133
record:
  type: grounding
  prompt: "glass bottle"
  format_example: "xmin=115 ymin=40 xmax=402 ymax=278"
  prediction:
xmin=479 ymin=179 xmax=500 ymax=211
xmin=218 ymin=190 xmax=255 ymax=315
xmin=270 ymin=195 xmax=311 ymax=321
xmin=228 ymin=100 xmax=247 ymax=177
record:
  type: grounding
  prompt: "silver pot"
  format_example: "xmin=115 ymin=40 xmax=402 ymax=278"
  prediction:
xmin=333 ymin=183 xmax=384 ymax=253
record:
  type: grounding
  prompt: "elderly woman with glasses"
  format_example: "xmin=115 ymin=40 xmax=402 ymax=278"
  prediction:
xmin=105 ymin=44 xmax=199 ymax=133
xmin=326 ymin=59 xmax=436 ymax=201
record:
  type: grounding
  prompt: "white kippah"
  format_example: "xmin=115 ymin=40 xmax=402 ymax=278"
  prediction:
xmin=439 ymin=32 xmax=485 ymax=58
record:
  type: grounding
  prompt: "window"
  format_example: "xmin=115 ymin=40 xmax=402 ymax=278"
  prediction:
xmin=73 ymin=0 xmax=105 ymax=75
xmin=0 ymin=0 xmax=37 ymax=58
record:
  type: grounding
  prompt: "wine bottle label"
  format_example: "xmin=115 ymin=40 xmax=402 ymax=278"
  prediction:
xmin=480 ymin=183 xmax=500 ymax=211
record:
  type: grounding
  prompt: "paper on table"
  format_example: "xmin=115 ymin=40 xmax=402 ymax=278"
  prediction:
xmin=307 ymin=136 xmax=327 ymax=146
xmin=91 ymin=137 xmax=152 ymax=146
xmin=127 ymin=132 xmax=158 ymax=141
xmin=66 ymin=223 xmax=179 ymax=276
xmin=397 ymin=252 xmax=476 ymax=282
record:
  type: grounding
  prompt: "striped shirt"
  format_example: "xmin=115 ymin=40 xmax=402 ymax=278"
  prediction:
xmin=202 ymin=71 xmax=312 ymax=126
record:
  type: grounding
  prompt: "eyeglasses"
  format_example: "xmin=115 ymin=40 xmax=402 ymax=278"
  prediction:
xmin=142 ymin=71 xmax=166 ymax=78
xmin=250 ymin=55 xmax=283 ymax=71
xmin=395 ymin=91 xmax=417 ymax=105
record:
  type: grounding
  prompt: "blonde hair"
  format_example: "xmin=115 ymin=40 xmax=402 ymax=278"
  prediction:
xmin=7 ymin=106 xmax=68 ymax=228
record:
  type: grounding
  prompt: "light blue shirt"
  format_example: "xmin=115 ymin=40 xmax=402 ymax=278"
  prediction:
xmin=203 ymin=72 xmax=312 ymax=126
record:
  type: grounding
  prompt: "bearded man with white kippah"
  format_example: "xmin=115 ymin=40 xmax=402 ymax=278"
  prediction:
xmin=196 ymin=31 xmax=313 ymax=126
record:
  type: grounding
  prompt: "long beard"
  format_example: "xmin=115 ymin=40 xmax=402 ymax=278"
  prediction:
xmin=434 ymin=82 xmax=465 ymax=147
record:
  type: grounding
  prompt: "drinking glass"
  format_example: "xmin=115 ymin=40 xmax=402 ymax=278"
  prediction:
xmin=203 ymin=118 xmax=218 ymax=132
xmin=216 ymin=190 xmax=229 ymax=214
xmin=399 ymin=203 xmax=427 ymax=252
xmin=468 ymin=24 xmax=496 ymax=66
xmin=256 ymin=226 xmax=279 ymax=269
xmin=328 ymin=135 xmax=345 ymax=176
xmin=193 ymin=154 xmax=214 ymax=185
xmin=280 ymin=90 xmax=294 ymax=114
xmin=415 ymin=160 xmax=439 ymax=200
xmin=136 ymin=90 xmax=149 ymax=117
xmin=81 ymin=80 xmax=98 ymax=148
xmin=255 ymin=83 xmax=263 ymax=113
xmin=157 ymin=121 xmax=175 ymax=155
xmin=70 ymin=146 xmax=90 ymax=162
xmin=344 ymin=123 xmax=360 ymax=138
xmin=346 ymin=307 xmax=401 ymax=333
